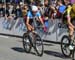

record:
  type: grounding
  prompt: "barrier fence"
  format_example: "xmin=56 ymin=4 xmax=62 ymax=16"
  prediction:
xmin=0 ymin=17 xmax=68 ymax=42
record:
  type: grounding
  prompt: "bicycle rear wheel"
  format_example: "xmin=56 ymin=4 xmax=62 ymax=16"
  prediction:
xmin=34 ymin=33 xmax=44 ymax=56
xmin=61 ymin=35 xmax=71 ymax=57
xmin=71 ymin=49 xmax=74 ymax=60
xmin=23 ymin=33 xmax=32 ymax=53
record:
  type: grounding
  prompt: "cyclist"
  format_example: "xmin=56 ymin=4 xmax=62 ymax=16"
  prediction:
xmin=26 ymin=5 xmax=44 ymax=33
xmin=63 ymin=3 xmax=75 ymax=44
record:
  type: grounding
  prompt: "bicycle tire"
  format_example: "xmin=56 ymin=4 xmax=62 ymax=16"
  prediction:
xmin=71 ymin=49 xmax=74 ymax=60
xmin=61 ymin=35 xmax=71 ymax=57
xmin=33 ymin=33 xmax=44 ymax=56
xmin=23 ymin=33 xmax=32 ymax=53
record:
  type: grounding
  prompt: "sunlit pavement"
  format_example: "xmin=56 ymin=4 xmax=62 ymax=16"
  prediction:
xmin=0 ymin=36 xmax=72 ymax=60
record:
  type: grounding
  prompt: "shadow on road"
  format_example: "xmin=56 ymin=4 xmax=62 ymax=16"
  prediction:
xmin=18 ymin=40 xmax=54 ymax=47
xmin=11 ymin=47 xmax=25 ymax=53
xmin=44 ymin=50 xmax=70 ymax=59
xmin=11 ymin=47 xmax=40 ymax=57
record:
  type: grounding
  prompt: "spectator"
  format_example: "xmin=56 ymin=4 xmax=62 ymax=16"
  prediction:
xmin=12 ymin=5 xmax=24 ymax=31
xmin=43 ymin=2 xmax=50 ymax=32
xmin=22 ymin=4 xmax=28 ymax=17
xmin=64 ymin=0 xmax=71 ymax=6
xmin=22 ymin=4 xmax=28 ymax=24
xmin=30 ymin=0 xmax=36 ymax=5
xmin=20 ymin=2 xmax=24 ymax=9
xmin=12 ymin=5 xmax=22 ymax=19
xmin=50 ymin=5 xmax=57 ymax=21
xmin=2 ymin=4 xmax=11 ymax=29
xmin=0 ymin=3 xmax=5 ymax=17
xmin=15 ymin=0 xmax=20 ymax=4
xmin=2 ymin=3 xmax=6 ymax=17
xmin=57 ymin=0 xmax=66 ymax=18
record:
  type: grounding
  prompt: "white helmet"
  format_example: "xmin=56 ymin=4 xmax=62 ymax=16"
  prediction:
xmin=31 ymin=5 xmax=38 ymax=12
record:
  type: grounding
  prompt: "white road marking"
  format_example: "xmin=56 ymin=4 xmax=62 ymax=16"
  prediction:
xmin=0 ymin=35 xmax=9 ymax=38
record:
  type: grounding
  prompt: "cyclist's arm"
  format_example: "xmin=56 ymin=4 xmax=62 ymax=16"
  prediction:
xmin=37 ymin=12 xmax=44 ymax=26
xmin=26 ymin=11 xmax=33 ymax=27
xmin=26 ymin=17 xmax=34 ymax=31
xmin=26 ymin=17 xmax=30 ymax=25
xmin=39 ymin=16 xmax=44 ymax=26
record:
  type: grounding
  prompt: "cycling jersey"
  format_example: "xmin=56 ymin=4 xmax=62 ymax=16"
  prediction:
xmin=66 ymin=6 xmax=72 ymax=17
xmin=27 ymin=10 xmax=42 ymax=26
xmin=27 ymin=11 xmax=41 ymax=19
xmin=66 ymin=4 xmax=75 ymax=19
xmin=63 ymin=4 xmax=75 ymax=25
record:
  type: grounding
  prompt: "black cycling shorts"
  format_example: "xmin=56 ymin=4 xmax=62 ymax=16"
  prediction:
xmin=29 ymin=19 xmax=33 ymax=26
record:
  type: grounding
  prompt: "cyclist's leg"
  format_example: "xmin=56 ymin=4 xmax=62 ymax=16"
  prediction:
xmin=68 ymin=26 xmax=74 ymax=43
xmin=26 ymin=24 xmax=33 ymax=31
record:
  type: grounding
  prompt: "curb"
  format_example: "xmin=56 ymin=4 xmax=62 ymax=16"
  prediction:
xmin=0 ymin=33 xmax=61 ymax=44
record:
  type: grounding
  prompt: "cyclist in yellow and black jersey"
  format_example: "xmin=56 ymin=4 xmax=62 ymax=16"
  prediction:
xmin=63 ymin=3 xmax=75 ymax=42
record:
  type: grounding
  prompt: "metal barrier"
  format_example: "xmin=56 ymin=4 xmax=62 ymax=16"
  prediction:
xmin=0 ymin=17 xmax=68 ymax=42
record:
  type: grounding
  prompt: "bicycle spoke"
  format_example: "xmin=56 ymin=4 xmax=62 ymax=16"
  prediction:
xmin=34 ymin=34 xmax=43 ymax=56
xmin=23 ymin=33 xmax=32 ymax=53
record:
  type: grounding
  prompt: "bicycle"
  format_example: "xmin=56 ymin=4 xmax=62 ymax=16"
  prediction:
xmin=61 ymin=31 xmax=75 ymax=60
xmin=22 ymin=16 xmax=44 ymax=56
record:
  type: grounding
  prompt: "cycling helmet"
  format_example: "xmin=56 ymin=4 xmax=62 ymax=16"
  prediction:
xmin=31 ymin=5 xmax=38 ymax=12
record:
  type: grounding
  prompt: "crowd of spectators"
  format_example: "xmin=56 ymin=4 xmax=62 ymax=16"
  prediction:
xmin=0 ymin=0 xmax=73 ymax=31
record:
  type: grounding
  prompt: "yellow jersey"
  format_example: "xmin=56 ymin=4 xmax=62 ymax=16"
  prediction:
xmin=66 ymin=4 xmax=75 ymax=19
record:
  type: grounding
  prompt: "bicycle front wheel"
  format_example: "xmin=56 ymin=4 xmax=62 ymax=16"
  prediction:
xmin=34 ymin=33 xmax=44 ymax=56
xmin=61 ymin=35 xmax=71 ymax=57
xmin=23 ymin=33 xmax=32 ymax=53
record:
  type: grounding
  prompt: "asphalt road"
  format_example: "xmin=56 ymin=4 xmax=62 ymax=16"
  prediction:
xmin=0 ymin=35 xmax=72 ymax=60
